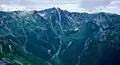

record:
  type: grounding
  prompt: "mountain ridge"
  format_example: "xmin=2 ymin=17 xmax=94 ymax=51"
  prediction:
xmin=0 ymin=7 xmax=120 ymax=15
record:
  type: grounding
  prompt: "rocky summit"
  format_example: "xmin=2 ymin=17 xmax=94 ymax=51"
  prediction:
xmin=0 ymin=8 xmax=120 ymax=65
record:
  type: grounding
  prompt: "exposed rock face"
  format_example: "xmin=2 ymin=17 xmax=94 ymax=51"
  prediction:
xmin=0 ymin=8 xmax=120 ymax=65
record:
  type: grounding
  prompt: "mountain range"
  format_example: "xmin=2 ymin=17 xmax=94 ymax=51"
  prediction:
xmin=0 ymin=7 xmax=120 ymax=65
